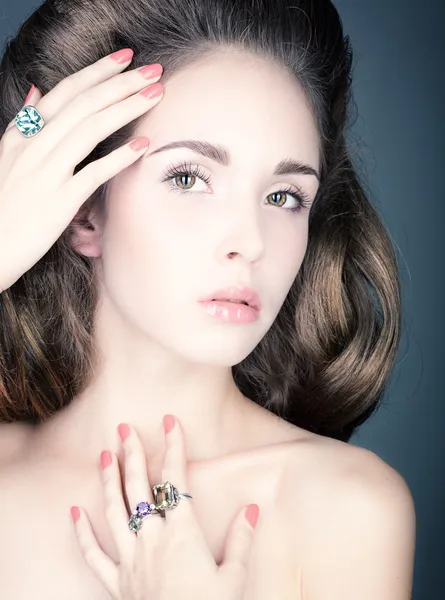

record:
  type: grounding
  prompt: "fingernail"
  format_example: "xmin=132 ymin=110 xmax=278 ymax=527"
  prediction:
xmin=100 ymin=450 xmax=112 ymax=469
xmin=70 ymin=506 xmax=80 ymax=523
xmin=137 ymin=63 xmax=163 ymax=79
xmin=110 ymin=48 xmax=134 ymax=63
xmin=129 ymin=137 xmax=150 ymax=151
xmin=163 ymin=414 xmax=175 ymax=434
xmin=117 ymin=423 xmax=131 ymax=442
xmin=24 ymin=84 xmax=35 ymax=105
xmin=245 ymin=504 xmax=259 ymax=528
xmin=139 ymin=83 xmax=164 ymax=98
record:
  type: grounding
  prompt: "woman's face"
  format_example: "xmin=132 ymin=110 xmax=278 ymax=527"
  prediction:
xmin=93 ymin=50 xmax=320 ymax=366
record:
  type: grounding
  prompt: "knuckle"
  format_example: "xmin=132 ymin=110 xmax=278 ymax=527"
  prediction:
xmin=54 ymin=75 xmax=77 ymax=97
xmin=76 ymin=528 xmax=91 ymax=552
xmin=79 ymin=160 xmax=103 ymax=186
xmin=83 ymin=546 xmax=99 ymax=568
xmin=102 ymin=474 xmax=118 ymax=497
xmin=101 ymin=463 xmax=115 ymax=484
xmin=114 ymin=71 xmax=138 ymax=93
xmin=124 ymin=459 xmax=142 ymax=484
xmin=73 ymin=89 xmax=95 ymax=111
xmin=104 ymin=492 xmax=122 ymax=517
xmin=86 ymin=111 xmax=110 ymax=140
xmin=104 ymin=503 xmax=119 ymax=522
xmin=167 ymin=520 xmax=197 ymax=546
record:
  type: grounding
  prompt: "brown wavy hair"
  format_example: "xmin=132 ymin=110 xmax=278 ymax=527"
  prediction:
xmin=0 ymin=0 xmax=402 ymax=442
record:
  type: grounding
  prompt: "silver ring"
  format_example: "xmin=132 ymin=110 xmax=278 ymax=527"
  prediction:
xmin=14 ymin=105 xmax=45 ymax=138
xmin=128 ymin=481 xmax=193 ymax=533
xmin=128 ymin=501 xmax=161 ymax=532
xmin=153 ymin=480 xmax=193 ymax=513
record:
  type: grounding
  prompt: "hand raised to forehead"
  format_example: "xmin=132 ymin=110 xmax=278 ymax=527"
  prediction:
xmin=0 ymin=48 xmax=163 ymax=293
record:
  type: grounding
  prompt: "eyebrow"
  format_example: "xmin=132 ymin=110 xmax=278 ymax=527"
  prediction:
xmin=147 ymin=139 xmax=320 ymax=181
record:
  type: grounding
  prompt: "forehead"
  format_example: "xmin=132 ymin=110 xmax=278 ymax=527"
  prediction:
xmin=136 ymin=50 xmax=321 ymax=173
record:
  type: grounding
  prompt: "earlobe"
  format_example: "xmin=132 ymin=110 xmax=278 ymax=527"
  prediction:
xmin=69 ymin=213 xmax=103 ymax=258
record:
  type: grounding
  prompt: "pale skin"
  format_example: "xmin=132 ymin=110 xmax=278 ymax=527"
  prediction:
xmin=0 ymin=47 xmax=416 ymax=598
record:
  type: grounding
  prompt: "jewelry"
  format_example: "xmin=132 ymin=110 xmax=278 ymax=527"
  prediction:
xmin=128 ymin=481 xmax=193 ymax=533
xmin=128 ymin=501 xmax=161 ymax=532
xmin=14 ymin=105 xmax=45 ymax=137
xmin=153 ymin=480 xmax=193 ymax=513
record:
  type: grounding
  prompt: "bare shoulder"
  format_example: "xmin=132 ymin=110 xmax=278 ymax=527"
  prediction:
xmin=281 ymin=431 xmax=415 ymax=524
xmin=278 ymin=433 xmax=416 ymax=599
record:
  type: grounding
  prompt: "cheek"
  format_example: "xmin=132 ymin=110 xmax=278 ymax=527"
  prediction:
xmin=100 ymin=190 xmax=194 ymax=300
xmin=267 ymin=218 xmax=309 ymax=280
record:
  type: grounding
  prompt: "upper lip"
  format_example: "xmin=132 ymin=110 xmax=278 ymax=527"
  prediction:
xmin=198 ymin=285 xmax=262 ymax=311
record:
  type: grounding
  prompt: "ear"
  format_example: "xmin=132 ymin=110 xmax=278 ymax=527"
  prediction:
xmin=69 ymin=201 xmax=105 ymax=258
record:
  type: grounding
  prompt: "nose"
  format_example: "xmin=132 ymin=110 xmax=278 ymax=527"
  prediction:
xmin=215 ymin=205 xmax=266 ymax=266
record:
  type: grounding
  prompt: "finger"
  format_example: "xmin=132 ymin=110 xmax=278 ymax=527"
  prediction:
xmin=56 ymin=136 xmax=151 ymax=217
xmin=0 ymin=49 xmax=137 ymax=169
xmin=46 ymin=82 xmax=163 ymax=178
xmin=217 ymin=504 xmax=259 ymax=590
xmin=2 ymin=48 xmax=133 ymax=151
xmin=0 ymin=86 xmax=44 ymax=176
xmin=223 ymin=504 xmax=259 ymax=567
xmin=4 ymin=84 xmax=43 ymax=132
xmin=117 ymin=423 xmax=153 ymax=512
xmin=70 ymin=505 xmax=120 ymax=600
xmin=33 ymin=49 xmax=136 ymax=123
xmin=161 ymin=414 xmax=195 ymax=525
xmin=29 ymin=61 xmax=163 ymax=159
xmin=117 ymin=422 xmax=164 ymax=549
xmin=100 ymin=449 xmax=135 ymax=559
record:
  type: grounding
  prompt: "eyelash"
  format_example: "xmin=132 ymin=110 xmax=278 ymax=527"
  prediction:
xmin=159 ymin=160 xmax=313 ymax=213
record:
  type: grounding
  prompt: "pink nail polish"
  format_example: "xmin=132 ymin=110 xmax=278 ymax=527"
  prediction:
xmin=129 ymin=137 xmax=150 ymax=151
xmin=24 ymin=84 xmax=35 ymax=105
xmin=137 ymin=63 xmax=163 ymax=79
xmin=110 ymin=48 xmax=134 ymax=63
xmin=139 ymin=83 xmax=164 ymax=98
xmin=245 ymin=504 xmax=259 ymax=528
xmin=117 ymin=423 xmax=131 ymax=441
xmin=70 ymin=506 xmax=80 ymax=523
xmin=100 ymin=450 xmax=112 ymax=469
xmin=163 ymin=414 xmax=175 ymax=434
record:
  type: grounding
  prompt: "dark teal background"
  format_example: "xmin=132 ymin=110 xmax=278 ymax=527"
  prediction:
xmin=0 ymin=0 xmax=443 ymax=598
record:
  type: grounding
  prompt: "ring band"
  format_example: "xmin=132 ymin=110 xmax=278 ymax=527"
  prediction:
xmin=14 ymin=105 xmax=45 ymax=138
xmin=128 ymin=501 xmax=161 ymax=532
xmin=128 ymin=481 xmax=193 ymax=532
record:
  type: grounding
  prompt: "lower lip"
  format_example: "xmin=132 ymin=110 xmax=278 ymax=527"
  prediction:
xmin=198 ymin=301 xmax=260 ymax=323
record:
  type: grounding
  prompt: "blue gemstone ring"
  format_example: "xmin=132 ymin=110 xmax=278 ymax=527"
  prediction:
xmin=14 ymin=105 xmax=45 ymax=138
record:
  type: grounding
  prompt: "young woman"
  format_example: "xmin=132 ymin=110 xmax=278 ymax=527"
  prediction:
xmin=0 ymin=0 xmax=416 ymax=598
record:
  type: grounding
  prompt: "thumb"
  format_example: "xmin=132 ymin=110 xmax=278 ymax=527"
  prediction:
xmin=219 ymin=504 xmax=259 ymax=579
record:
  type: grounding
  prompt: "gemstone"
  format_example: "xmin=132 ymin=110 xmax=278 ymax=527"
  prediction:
xmin=136 ymin=501 xmax=151 ymax=516
xmin=15 ymin=106 xmax=45 ymax=137
xmin=153 ymin=481 xmax=178 ymax=511
xmin=128 ymin=514 xmax=143 ymax=532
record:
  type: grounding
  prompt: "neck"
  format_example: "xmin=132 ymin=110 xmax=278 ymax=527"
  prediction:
xmin=30 ymin=293 xmax=256 ymax=477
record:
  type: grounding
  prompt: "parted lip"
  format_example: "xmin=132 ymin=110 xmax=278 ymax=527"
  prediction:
xmin=198 ymin=286 xmax=262 ymax=311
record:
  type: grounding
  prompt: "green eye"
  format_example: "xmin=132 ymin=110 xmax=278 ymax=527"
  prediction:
xmin=160 ymin=161 xmax=313 ymax=214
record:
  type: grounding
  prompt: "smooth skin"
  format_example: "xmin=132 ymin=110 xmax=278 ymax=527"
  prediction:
xmin=0 ymin=47 xmax=415 ymax=600
xmin=0 ymin=49 xmax=259 ymax=599
xmin=71 ymin=415 xmax=258 ymax=600
xmin=0 ymin=49 xmax=162 ymax=291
